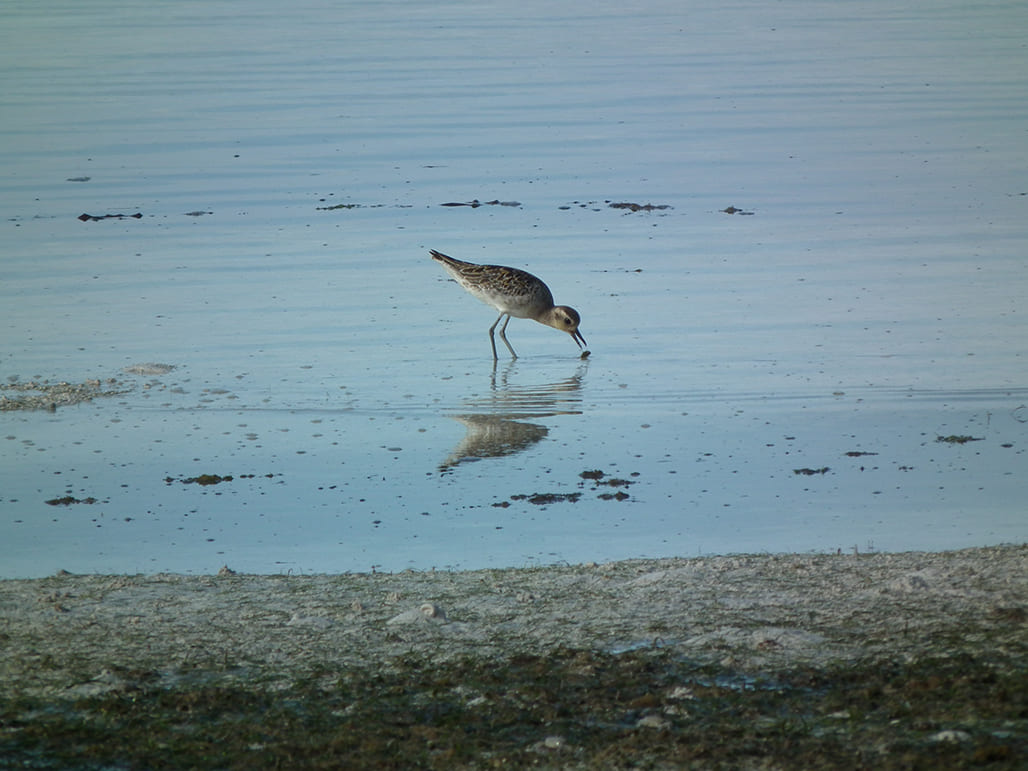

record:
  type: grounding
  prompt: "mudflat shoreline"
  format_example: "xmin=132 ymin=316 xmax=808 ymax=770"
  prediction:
xmin=2 ymin=545 xmax=1025 ymax=768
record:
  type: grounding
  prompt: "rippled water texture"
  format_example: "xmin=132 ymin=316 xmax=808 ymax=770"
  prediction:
xmin=1 ymin=0 xmax=1025 ymax=577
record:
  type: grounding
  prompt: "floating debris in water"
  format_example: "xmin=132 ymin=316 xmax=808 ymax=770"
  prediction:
xmin=511 ymin=492 xmax=582 ymax=505
xmin=78 ymin=212 xmax=143 ymax=221
xmin=123 ymin=363 xmax=176 ymax=375
xmin=167 ymin=474 xmax=234 ymax=486
xmin=608 ymin=202 xmax=671 ymax=212
xmin=936 ymin=435 xmax=984 ymax=444
xmin=165 ymin=472 xmax=278 ymax=486
xmin=440 ymin=199 xmax=522 ymax=208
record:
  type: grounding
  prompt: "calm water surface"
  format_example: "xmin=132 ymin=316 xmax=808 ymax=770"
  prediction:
xmin=1 ymin=1 xmax=1025 ymax=577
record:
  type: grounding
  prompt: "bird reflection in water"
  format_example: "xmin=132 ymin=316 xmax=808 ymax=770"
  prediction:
xmin=438 ymin=361 xmax=587 ymax=472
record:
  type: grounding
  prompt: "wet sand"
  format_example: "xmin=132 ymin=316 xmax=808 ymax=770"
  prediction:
xmin=2 ymin=545 xmax=1024 ymax=768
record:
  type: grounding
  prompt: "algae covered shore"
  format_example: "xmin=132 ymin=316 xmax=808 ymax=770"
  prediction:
xmin=1 ymin=545 xmax=1025 ymax=768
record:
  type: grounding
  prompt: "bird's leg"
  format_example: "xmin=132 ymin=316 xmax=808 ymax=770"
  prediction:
xmin=488 ymin=313 xmax=504 ymax=360
xmin=498 ymin=314 xmax=518 ymax=358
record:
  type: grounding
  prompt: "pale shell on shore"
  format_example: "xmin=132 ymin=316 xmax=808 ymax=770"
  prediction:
xmin=386 ymin=602 xmax=448 ymax=625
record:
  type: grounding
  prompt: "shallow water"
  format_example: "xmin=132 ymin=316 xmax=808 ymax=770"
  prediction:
xmin=1 ymin=0 xmax=1025 ymax=577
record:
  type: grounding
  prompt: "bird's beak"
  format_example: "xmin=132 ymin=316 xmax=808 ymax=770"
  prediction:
xmin=571 ymin=329 xmax=587 ymax=349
